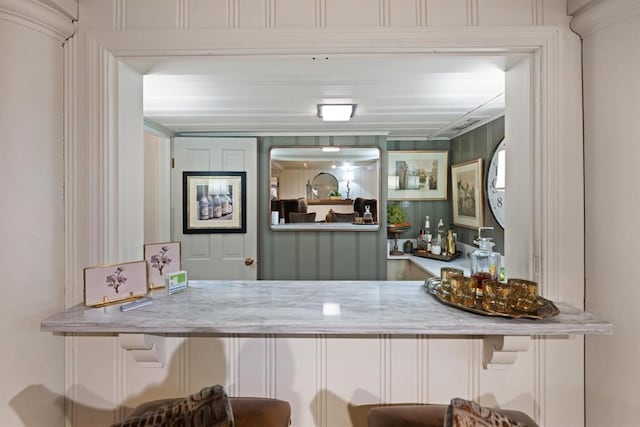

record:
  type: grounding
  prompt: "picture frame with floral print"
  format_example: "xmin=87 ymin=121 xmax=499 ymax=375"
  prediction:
xmin=144 ymin=241 xmax=182 ymax=289
xmin=83 ymin=260 xmax=148 ymax=307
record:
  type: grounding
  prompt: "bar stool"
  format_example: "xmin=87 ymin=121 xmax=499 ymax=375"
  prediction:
xmin=115 ymin=386 xmax=290 ymax=427
xmin=367 ymin=403 xmax=537 ymax=427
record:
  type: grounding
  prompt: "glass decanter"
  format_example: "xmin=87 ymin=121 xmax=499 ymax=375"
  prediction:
xmin=471 ymin=227 xmax=501 ymax=297
xmin=363 ymin=205 xmax=373 ymax=224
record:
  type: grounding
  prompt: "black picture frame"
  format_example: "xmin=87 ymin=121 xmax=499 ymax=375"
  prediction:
xmin=182 ymin=171 xmax=247 ymax=234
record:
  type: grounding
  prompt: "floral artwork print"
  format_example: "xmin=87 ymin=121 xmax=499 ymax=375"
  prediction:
xmin=84 ymin=261 xmax=147 ymax=306
xmin=106 ymin=266 xmax=127 ymax=294
xmin=150 ymin=246 xmax=172 ymax=277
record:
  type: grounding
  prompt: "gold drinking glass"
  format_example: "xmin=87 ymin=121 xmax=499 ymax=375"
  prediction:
xmin=482 ymin=280 xmax=512 ymax=313
xmin=439 ymin=268 xmax=463 ymax=301
xmin=508 ymin=278 xmax=539 ymax=313
xmin=450 ymin=275 xmax=477 ymax=308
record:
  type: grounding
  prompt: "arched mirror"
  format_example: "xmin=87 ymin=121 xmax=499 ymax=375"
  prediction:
xmin=311 ymin=172 xmax=339 ymax=199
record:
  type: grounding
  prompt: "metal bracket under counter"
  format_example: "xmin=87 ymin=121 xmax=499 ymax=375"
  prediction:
xmin=118 ymin=334 xmax=166 ymax=367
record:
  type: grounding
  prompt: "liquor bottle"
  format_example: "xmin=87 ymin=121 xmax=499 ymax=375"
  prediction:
xmin=436 ymin=218 xmax=446 ymax=247
xmin=471 ymin=227 xmax=501 ymax=298
xmin=446 ymin=228 xmax=456 ymax=256
xmin=424 ymin=216 xmax=432 ymax=252
xmin=363 ymin=205 xmax=373 ymax=224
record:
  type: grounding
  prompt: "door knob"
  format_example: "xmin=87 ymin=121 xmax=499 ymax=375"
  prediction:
xmin=244 ymin=257 xmax=255 ymax=266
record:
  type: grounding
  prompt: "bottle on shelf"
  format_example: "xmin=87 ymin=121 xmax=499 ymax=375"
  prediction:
xmin=417 ymin=225 xmax=426 ymax=250
xmin=432 ymin=218 xmax=445 ymax=254
xmin=424 ymin=215 xmax=432 ymax=252
xmin=471 ymin=226 xmax=501 ymax=298
xmin=446 ymin=227 xmax=456 ymax=256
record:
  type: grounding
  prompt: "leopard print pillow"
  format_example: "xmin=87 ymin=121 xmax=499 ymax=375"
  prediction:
xmin=444 ymin=398 xmax=525 ymax=427
xmin=113 ymin=385 xmax=233 ymax=427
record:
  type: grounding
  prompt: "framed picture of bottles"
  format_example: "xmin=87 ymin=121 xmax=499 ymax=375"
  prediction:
xmin=182 ymin=171 xmax=247 ymax=234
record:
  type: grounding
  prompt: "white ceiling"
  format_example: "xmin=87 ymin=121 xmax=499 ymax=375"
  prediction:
xmin=141 ymin=54 xmax=506 ymax=139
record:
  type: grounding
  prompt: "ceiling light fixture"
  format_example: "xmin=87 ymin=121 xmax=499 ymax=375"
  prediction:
xmin=322 ymin=146 xmax=341 ymax=152
xmin=317 ymin=104 xmax=356 ymax=121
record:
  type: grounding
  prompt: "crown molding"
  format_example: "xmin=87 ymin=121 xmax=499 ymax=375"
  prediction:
xmin=571 ymin=0 xmax=640 ymax=38
xmin=566 ymin=0 xmax=597 ymax=15
xmin=0 ymin=0 xmax=75 ymax=41
xmin=89 ymin=27 xmax=562 ymax=58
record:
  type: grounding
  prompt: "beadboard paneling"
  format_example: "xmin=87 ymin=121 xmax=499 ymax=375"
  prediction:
xmin=189 ymin=0 xmax=229 ymax=29
xmin=274 ymin=0 xmax=316 ymax=28
xmin=425 ymin=0 xmax=469 ymax=26
xmin=238 ymin=0 xmax=267 ymax=28
xmin=325 ymin=0 xmax=379 ymax=27
xmin=478 ymin=0 xmax=534 ymax=26
xmin=124 ymin=0 xmax=179 ymax=30
xmin=389 ymin=0 xmax=422 ymax=27
xmin=325 ymin=338 xmax=383 ymax=426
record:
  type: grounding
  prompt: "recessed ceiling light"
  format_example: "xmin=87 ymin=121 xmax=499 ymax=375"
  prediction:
xmin=317 ymin=104 xmax=356 ymax=121
xmin=322 ymin=147 xmax=341 ymax=152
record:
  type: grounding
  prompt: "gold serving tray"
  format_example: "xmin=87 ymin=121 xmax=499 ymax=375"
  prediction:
xmin=424 ymin=284 xmax=560 ymax=320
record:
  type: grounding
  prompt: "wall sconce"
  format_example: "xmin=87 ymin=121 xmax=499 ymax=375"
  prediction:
xmin=317 ymin=104 xmax=356 ymax=121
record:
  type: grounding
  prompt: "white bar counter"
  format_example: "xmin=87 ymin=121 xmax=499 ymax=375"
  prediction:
xmin=41 ymin=280 xmax=611 ymax=336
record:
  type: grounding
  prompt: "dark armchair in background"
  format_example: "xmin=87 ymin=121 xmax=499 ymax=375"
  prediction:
xmin=353 ymin=197 xmax=378 ymax=223
xmin=271 ymin=198 xmax=308 ymax=223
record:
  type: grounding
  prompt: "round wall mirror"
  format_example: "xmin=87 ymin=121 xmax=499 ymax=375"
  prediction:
xmin=311 ymin=172 xmax=338 ymax=199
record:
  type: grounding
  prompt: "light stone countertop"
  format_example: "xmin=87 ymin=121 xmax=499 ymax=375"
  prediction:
xmin=41 ymin=280 xmax=611 ymax=336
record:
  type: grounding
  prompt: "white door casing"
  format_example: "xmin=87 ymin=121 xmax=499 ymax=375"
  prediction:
xmin=172 ymin=137 xmax=258 ymax=280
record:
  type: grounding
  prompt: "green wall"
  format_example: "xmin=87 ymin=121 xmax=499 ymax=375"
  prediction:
xmin=258 ymin=135 xmax=388 ymax=280
xmin=450 ymin=116 xmax=505 ymax=253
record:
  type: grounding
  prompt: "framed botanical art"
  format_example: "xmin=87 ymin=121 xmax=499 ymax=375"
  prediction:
xmin=84 ymin=260 xmax=148 ymax=307
xmin=451 ymin=158 xmax=484 ymax=229
xmin=388 ymin=150 xmax=448 ymax=200
xmin=183 ymin=171 xmax=247 ymax=234
xmin=144 ymin=241 xmax=182 ymax=289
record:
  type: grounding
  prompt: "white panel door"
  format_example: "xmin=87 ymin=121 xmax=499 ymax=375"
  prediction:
xmin=172 ymin=137 xmax=257 ymax=280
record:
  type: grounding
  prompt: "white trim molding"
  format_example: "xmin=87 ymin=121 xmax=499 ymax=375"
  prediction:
xmin=571 ymin=0 xmax=640 ymax=37
xmin=0 ymin=0 xmax=75 ymax=41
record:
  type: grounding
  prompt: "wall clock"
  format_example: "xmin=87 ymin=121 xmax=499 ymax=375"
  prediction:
xmin=486 ymin=137 xmax=506 ymax=229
